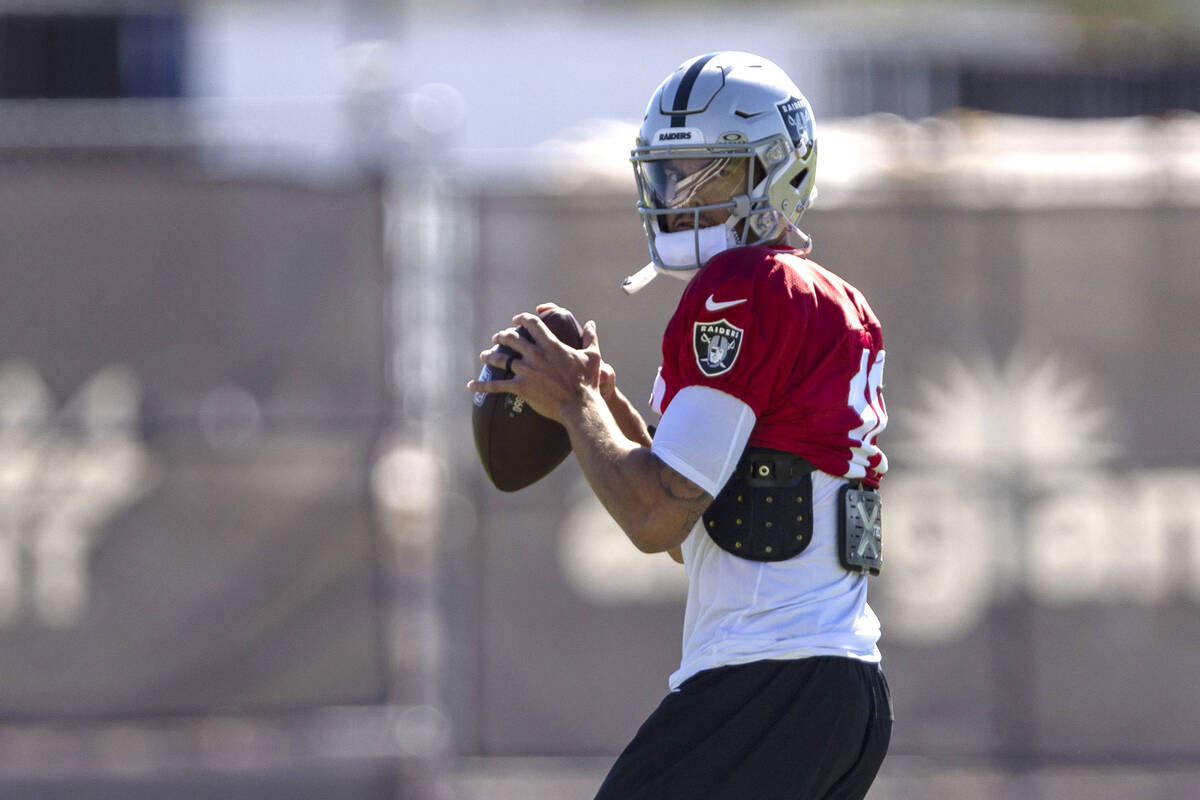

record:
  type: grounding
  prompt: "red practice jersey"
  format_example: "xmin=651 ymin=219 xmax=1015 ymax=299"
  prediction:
xmin=653 ymin=246 xmax=888 ymax=487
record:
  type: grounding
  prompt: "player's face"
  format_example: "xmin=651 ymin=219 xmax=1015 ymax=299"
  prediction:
xmin=640 ymin=157 xmax=749 ymax=233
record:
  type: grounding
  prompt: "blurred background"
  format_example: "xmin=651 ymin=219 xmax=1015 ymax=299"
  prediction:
xmin=0 ymin=0 xmax=1197 ymax=798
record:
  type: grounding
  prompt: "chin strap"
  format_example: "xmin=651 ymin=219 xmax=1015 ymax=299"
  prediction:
xmin=621 ymin=259 xmax=698 ymax=295
xmin=776 ymin=210 xmax=813 ymax=257
xmin=786 ymin=226 xmax=813 ymax=257
xmin=621 ymin=262 xmax=662 ymax=295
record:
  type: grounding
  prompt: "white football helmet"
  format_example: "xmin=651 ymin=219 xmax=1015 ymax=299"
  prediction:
xmin=624 ymin=52 xmax=817 ymax=294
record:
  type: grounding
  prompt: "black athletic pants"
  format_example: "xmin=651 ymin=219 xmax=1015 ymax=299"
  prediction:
xmin=594 ymin=656 xmax=892 ymax=800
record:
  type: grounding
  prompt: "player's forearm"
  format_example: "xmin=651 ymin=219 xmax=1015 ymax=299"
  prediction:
xmin=560 ymin=389 xmax=699 ymax=553
xmin=603 ymin=385 xmax=653 ymax=447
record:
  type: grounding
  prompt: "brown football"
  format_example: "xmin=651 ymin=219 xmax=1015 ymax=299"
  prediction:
xmin=472 ymin=307 xmax=585 ymax=492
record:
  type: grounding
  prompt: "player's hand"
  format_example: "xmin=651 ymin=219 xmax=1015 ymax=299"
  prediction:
xmin=538 ymin=303 xmax=617 ymax=401
xmin=470 ymin=311 xmax=604 ymax=424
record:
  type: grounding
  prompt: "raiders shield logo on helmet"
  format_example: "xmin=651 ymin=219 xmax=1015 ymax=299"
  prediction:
xmin=776 ymin=95 xmax=813 ymax=155
xmin=694 ymin=319 xmax=744 ymax=376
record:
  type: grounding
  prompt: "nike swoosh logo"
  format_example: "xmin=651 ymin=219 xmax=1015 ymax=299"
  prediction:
xmin=705 ymin=294 xmax=747 ymax=312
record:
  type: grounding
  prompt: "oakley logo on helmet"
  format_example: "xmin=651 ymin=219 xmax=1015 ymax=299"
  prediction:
xmin=653 ymin=127 xmax=704 ymax=144
xmin=776 ymin=96 xmax=814 ymax=154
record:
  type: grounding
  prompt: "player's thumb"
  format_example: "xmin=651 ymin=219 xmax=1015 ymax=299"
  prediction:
xmin=582 ymin=319 xmax=599 ymax=351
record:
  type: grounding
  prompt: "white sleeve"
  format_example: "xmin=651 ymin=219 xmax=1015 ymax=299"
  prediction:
xmin=650 ymin=385 xmax=756 ymax=497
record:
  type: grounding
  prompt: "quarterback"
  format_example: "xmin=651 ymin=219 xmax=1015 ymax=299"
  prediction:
xmin=470 ymin=52 xmax=892 ymax=799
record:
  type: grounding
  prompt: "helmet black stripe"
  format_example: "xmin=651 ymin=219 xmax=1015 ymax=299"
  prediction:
xmin=670 ymin=53 xmax=718 ymax=127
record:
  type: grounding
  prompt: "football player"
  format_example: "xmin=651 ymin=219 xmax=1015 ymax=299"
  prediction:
xmin=470 ymin=51 xmax=892 ymax=799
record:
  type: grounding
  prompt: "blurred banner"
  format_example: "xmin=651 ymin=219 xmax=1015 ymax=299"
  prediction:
xmin=0 ymin=162 xmax=390 ymax=716
xmin=446 ymin=116 xmax=1200 ymax=793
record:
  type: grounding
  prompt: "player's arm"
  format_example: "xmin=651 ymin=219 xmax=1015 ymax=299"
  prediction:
xmin=471 ymin=313 xmax=753 ymax=555
xmin=561 ymin=391 xmax=712 ymax=554
xmin=592 ymin=353 xmax=671 ymax=553
xmin=566 ymin=381 xmax=756 ymax=557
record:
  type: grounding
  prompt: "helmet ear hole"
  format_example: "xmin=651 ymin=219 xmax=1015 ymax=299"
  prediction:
xmin=789 ymin=168 xmax=810 ymax=189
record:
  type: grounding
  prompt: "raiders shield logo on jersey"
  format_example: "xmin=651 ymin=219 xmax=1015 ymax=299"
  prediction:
xmin=693 ymin=319 xmax=743 ymax=376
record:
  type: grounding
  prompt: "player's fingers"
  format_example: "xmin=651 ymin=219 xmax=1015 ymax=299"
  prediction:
xmin=480 ymin=346 xmax=525 ymax=375
xmin=479 ymin=343 xmax=522 ymax=366
xmin=468 ymin=352 xmax=520 ymax=391
xmin=492 ymin=326 xmax=536 ymax=356
xmin=479 ymin=341 xmax=511 ymax=359
xmin=478 ymin=345 xmax=504 ymax=364
xmin=535 ymin=301 xmax=562 ymax=314
xmin=512 ymin=312 xmax=559 ymax=347
xmin=490 ymin=326 xmax=520 ymax=345
xmin=467 ymin=375 xmax=514 ymax=394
